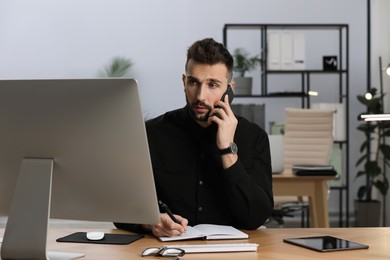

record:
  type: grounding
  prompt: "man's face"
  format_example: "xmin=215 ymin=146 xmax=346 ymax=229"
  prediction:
xmin=183 ymin=60 xmax=230 ymax=126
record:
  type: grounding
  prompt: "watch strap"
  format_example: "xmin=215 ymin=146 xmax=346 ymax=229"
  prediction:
xmin=219 ymin=142 xmax=238 ymax=155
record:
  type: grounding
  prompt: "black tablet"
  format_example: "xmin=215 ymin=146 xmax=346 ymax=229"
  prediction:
xmin=283 ymin=236 xmax=369 ymax=252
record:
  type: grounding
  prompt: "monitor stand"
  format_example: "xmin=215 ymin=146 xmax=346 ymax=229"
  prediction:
xmin=1 ymin=158 xmax=84 ymax=260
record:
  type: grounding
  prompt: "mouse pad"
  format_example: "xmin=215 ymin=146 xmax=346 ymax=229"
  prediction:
xmin=56 ymin=232 xmax=144 ymax=245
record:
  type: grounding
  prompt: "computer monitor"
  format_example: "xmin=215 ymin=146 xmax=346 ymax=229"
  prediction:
xmin=0 ymin=79 xmax=160 ymax=259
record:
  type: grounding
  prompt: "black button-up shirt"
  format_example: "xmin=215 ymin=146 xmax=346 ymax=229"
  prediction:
xmin=146 ymin=107 xmax=273 ymax=229
xmin=115 ymin=105 xmax=273 ymax=231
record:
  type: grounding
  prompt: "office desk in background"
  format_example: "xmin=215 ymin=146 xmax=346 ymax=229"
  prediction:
xmin=1 ymin=227 xmax=388 ymax=259
xmin=272 ymin=170 xmax=336 ymax=228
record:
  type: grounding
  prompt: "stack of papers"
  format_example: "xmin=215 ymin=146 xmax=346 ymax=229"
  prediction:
xmin=164 ymin=243 xmax=259 ymax=253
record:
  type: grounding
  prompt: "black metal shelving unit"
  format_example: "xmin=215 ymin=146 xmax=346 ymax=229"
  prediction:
xmin=223 ymin=23 xmax=350 ymax=227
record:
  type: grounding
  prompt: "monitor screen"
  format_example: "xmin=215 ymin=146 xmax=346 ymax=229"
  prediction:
xmin=0 ymin=78 xmax=160 ymax=259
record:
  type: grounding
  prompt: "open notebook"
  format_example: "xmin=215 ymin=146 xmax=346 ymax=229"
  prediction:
xmin=158 ymin=224 xmax=248 ymax=242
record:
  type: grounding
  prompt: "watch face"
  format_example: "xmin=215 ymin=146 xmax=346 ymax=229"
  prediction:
xmin=231 ymin=142 xmax=238 ymax=153
xmin=219 ymin=142 xmax=238 ymax=155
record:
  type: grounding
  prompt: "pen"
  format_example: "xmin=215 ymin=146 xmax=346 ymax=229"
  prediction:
xmin=158 ymin=200 xmax=181 ymax=224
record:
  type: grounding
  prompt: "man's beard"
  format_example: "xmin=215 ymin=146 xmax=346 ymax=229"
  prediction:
xmin=186 ymin=98 xmax=212 ymax=122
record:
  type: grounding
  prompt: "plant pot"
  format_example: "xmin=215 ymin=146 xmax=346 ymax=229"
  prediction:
xmin=354 ymin=200 xmax=381 ymax=227
xmin=233 ymin=77 xmax=252 ymax=95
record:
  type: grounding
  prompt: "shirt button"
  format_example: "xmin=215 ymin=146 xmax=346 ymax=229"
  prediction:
xmin=199 ymin=180 xmax=203 ymax=185
xmin=198 ymin=206 xmax=203 ymax=212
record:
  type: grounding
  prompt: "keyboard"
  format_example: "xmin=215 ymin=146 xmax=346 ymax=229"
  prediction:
xmin=164 ymin=243 xmax=259 ymax=253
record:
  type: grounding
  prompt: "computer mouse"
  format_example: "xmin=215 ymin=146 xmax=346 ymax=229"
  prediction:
xmin=86 ymin=231 xmax=105 ymax=241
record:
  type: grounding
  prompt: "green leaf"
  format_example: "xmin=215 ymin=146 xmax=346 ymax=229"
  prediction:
xmin=98 ymin=57 xmax=133 ymax=78
xmin=355 ymin=155 xmax=366 ymax=166
xmin=379 ymin=144 xmax=390 ymax=160
xmin=357 ymin=186 xmax=367 ymax=200
xmin=383 ymin=129 xmax=390 ymax=137
xmin=357 ymin=95 xmax=369 ymax=105
xmin=365 ymin=161 xmax=381 ymax=177
xmin=381 ymin=121 xmax=390 ymax=129
xmin=355 ymin=170 xmax=366 ymax=179
xmin=374 ymin=180 xmax=388 ymax=196
xmin=359 ymin=140 xmax=372 ymax=153
xmin=357 ymin=123 xmax=376 ymax=133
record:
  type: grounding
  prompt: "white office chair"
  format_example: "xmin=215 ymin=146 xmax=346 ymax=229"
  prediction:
xmin=270 ymin=108 xmax=334 ymax=227
xmin=283 ymin=108 xmax=334 ymax=171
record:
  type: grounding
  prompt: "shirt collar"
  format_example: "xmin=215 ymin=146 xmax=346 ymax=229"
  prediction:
xmin=179 ymin=105 xmax=217 ymax=141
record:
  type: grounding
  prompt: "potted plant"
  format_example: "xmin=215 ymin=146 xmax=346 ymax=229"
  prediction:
xmin=98 ymin=56 xmax=133 ymax=77
xmin=232 ymin=48 xmax=262 ymax=95
xmin=355 ymin=88 xmax=389 ymax=226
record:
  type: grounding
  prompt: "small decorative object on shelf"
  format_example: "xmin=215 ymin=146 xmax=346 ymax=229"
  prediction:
xmin=323 ymin=56 xmax=338 ymax=71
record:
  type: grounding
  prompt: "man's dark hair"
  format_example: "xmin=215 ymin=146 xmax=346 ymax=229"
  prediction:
xmin=185 ymin=38 xmax=234 ymax=81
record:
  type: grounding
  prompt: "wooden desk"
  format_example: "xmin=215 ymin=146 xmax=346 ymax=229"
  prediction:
xmin=2 ymin=227 xmax=388 ymax=259
xmin=272 ymin=171 xmax=336 ymax=228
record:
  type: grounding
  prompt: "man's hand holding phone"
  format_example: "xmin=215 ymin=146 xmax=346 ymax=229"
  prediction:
xmin=209 ymin=85 xmax=238 ymax=168
xmin=210 ymin=85 xmax=234 ymax=119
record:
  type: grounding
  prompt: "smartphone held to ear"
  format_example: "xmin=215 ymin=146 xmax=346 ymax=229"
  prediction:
xmin=212 ymin=85 xmax=234 ymax=119
xmin=221 ymin=85 xmax=234 ymax=104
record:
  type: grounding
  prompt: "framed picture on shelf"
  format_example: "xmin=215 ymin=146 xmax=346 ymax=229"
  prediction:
xmin=323 ymin=56 xmax=338 ymax=71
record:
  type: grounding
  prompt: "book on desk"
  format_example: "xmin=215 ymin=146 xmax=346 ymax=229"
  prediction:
xmin=158 ymin=224 xmax=248 ymax=242
xmin=292 ymin=164 xmax=337 ymax=176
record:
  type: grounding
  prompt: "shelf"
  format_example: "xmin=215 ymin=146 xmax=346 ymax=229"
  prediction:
xmin=265 ymin=70 xmax=348 ymax=74
xmin=224 ymin=23 xmax=348 ymax=30
xmin=334 ymin=140 xmax=348 ymax=145
xmin=236 ymin=92 xmax=308 ymax=98
xmin=330 ymin=185 xmax=348 ymax=190
xmin=224 ymin=23 xmax=350 ymax=227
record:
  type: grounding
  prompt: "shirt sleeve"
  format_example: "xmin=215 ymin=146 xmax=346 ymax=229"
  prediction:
xmin=113 ymin=222 xmax=151 ymax=234
xmin=222 ymin=126 xmax=274 ymax=230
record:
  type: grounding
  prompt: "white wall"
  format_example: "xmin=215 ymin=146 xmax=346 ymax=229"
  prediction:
xmin=0 ymin=0 xmax=370 ymax=224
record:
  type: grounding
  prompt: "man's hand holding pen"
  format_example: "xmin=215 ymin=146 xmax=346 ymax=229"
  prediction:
xmin=153 ymin=213 xmax=188 ymax=237
xmin=142 ymin=201 xmax=188 ymax=237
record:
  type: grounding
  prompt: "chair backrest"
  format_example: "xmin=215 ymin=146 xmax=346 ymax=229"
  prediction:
xmin=268 ymin=135 xmax=284 ymax=174
xmin=283 ymin=108 xmax=334 ymax=171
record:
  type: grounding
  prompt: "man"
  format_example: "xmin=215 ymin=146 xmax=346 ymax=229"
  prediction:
xmin=115 ymin=38 xmax=273 ymax=237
